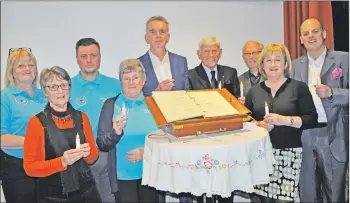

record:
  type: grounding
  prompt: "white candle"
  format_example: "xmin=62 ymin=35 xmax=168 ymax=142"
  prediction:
xmin=240 ymin=81 xmax=244 ymax=97
xmin=218 ymin=81 xmax=222 ymax=89
xmin=121 ymin=103 xmax=127 ymax=116
xmin=76 ymin=134 xmax=80 ymax=149
xmin=265 ymin=101 xmax=269 ymax=114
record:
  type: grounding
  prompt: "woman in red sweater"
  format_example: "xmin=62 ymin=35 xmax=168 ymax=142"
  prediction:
xmin=23 ymin=66 xmax=100 ymax=202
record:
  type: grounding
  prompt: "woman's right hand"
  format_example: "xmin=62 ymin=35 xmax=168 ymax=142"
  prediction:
xmin=113 ymin=115 xmax=127 ymax=135
xmin=257 ymin=120 xmax=274 ymax=132
xmin=61 ymin=148 xmax=84 ymax=167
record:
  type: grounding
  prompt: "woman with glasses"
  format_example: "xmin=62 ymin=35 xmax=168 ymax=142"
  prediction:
xmin=23 ymin=66 xmax=101 ymax=202
xmin=96 ymin=59 xmax=158 ymax=203
xmin=245 ymin=44 xmax=318 ymax=203
xmin=1 ymin=48 xmax=47 ymax=202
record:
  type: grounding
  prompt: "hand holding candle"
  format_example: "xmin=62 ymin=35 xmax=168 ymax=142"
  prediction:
xmin=240 ymin=81 xmax=244 ymax=97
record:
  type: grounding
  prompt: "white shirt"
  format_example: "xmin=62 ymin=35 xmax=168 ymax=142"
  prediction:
xmin=307 ymin=47 xmax=328 ymax=122
xmin=202 ymin=63 xmax=218 ymax=86
xmin=148 ymin=50 xmax=172 ymax=82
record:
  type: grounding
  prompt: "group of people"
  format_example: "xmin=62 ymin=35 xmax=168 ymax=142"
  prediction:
xmin=0 ymin=15 xmax=348 ymax=203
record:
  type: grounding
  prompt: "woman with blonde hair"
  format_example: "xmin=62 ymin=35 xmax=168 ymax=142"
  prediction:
xmin=244 ymin=44 xmax=318 ymax=202
xmin=1 ymin=48 xmax=47 ymax=202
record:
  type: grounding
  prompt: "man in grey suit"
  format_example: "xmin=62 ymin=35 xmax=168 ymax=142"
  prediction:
xmin=238 ymin=40 xmax=265 ymax=104
xmin=138 ymin=16 xmax=189 ymax=97
xmin=189 ymin=36 xmax=240 ymax=98
xmin=290 ymin=18 xmax=349 ymax=202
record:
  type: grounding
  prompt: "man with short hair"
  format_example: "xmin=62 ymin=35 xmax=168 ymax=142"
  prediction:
xmin=290 ymin=18 xmax=349 ymax=202
xmin=188 ymin=36 xmax=240 ymax=203
xmin=139 ymin=16 xmax=189 ymax=96
xmin=189 ymin=36 xmax=240 ymax=98
xmin=70 ymin=37 xmax=122 ymax=202
xmin=238 ymin=40 xmax=264 ymax=104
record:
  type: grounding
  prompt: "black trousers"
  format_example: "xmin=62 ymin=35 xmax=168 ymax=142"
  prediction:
xmin=197 ymin=194 xmax=232 ymax=203
xmin=37 ymin=179 xmax=101 ymax=203
xmin=0 ymin=150 xmax=37 ymax=203
xmin=115 ymin=179 xmax=157 ymax=203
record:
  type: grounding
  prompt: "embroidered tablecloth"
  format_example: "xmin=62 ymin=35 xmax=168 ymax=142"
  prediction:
xmin=142 ymin=123 xmax=275 ymax=198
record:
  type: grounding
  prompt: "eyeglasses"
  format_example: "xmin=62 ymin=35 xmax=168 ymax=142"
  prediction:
xmin=45 ymin=83 xmax=71 ymax=91
xmin=243 ymin=51 xmax=262 ymax=57
xmin=8 ymin=47 xmax=32 ymax=56
xmin=122 ymin=75 xmax=142 ymax=83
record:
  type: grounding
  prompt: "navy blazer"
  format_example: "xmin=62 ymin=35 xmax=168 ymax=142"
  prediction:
xmin=138 ymin=51 xmax=190 ymax=96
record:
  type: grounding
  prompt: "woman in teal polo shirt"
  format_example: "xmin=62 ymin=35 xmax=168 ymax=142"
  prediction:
xmin=96 ymin=59 xmax=158 ymax=203
xmin=1 ymin=48 xmax=47 ymax=202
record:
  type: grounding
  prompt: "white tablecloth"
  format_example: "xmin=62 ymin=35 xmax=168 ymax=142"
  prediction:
xmin=142 ymin=123 xmax=275 ymax=198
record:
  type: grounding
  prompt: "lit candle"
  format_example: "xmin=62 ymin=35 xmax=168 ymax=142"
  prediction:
xmin=76 ymin=134 xmax=80 ymax=149
xmin=265 ymin=101 xmax=269 ymax=114
xmin=240 ymin=81 xmax=244 ymax=97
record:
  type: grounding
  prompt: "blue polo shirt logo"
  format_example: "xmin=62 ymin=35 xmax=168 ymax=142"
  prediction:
xmin=14 ymin=97 xmax=28 ymax=105
xmin=75 ymin=96 xmax=88 ymax=107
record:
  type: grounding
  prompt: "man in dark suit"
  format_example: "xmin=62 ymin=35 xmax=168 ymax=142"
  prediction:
xmin=138 ymin=16 xmax=189 ymax=96
xmin=189 ymin=36 xmax=239 ymax=203
xmin=189 ymin=36 xmax=240 ymax=98
xmin=290 ymin=18 xmax=349 ymax=202
xmin=238 ymin=40 xmax=264 ymax=104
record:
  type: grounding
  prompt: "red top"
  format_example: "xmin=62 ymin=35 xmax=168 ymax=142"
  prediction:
xmin=23 ymin=112 xmax=99 ymax=177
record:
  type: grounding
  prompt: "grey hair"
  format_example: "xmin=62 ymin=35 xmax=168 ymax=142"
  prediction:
xmin=198 ymin=36 xmax=220 ymax=50
xmin=40 ymin=66 xmax=71 ymax=92
xmin=119 ymin=59 xmax=146 ymax=82
xmin=146 ymin=16 xmax=169 ymax=32
xmin=242 ymin=40 xmax=264 ymax=53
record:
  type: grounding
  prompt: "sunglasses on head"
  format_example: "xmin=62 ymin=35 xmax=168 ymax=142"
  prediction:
xmin=8 ymin=47 xmax=32 ymax=56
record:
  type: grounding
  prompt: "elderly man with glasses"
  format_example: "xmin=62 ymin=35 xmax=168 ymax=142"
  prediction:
xmin=238 ymin=40 xmax=265 ymax=104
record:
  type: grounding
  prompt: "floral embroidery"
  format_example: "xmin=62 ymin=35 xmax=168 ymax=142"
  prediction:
xmin=158 ymin=150 xmax=266 ymax=174
xmin=195 ymin=154 xmax=220 ymax=174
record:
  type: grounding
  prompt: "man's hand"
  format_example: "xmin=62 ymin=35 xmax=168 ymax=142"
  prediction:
xmin=314 ymin=84 xmax=332 ymax=98
xmin=238 ymin=96 xmax=245 ymax=104
xmin=156 ymin=79 xmax=175 ymax=91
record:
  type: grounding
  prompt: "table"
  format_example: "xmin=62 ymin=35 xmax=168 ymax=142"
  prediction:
xmin=142 ymin=123 xmax=275 ymax=198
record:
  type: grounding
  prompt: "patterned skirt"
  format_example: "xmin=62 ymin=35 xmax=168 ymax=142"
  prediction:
xmin=254 ymin=148 xmax=302 ymax=201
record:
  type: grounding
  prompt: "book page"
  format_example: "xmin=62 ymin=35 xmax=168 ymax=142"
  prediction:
xmin=152 ymin=91 xmax=204 ymax=122
xmin=186 ymin=91 xmax=239 ymax=118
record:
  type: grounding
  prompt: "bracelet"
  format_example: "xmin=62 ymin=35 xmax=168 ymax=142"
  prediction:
xmin=290 ymin=116 xmax=294 ymax=126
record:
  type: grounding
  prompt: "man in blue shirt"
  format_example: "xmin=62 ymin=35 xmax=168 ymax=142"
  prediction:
xmin=70 ymin=38 xmax=122 ymax=202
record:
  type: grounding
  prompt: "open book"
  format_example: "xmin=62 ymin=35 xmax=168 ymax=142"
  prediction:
xmin=152 ymin=90 xmax=240 ymax=123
